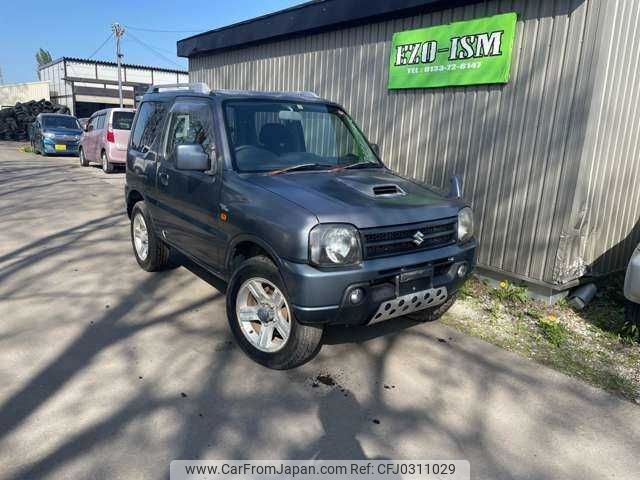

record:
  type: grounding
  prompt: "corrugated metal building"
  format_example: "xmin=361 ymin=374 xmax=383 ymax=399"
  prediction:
xmin=38 ymin=57 xmax=188 ymax=118
xmin=0 ymin=81 xmax=50 ymax=108
xmin=178 ymin=0 xmax=640 ymax=294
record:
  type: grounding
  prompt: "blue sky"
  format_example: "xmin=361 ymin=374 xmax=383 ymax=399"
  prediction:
xmin=0 ymin=0 xmax=300 ymax=84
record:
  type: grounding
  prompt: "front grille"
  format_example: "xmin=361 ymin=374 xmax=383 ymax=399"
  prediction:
xmin=361 ymin=218 xmax=457 ymax=259
xmin=54 ymin=135 xmax=79 ymax=142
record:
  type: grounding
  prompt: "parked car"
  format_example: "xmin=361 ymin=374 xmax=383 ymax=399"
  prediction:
xmin=125 ymin=84 xmax=477 ymax=369
xmin=30 ymin=113 xmax=82 ymax=156
xmin=624 ymin=244 xmax=640 ymax=325
xmin=79 ymin=108 xmax=135 ymax=173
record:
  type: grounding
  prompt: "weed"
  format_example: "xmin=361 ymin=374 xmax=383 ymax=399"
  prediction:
xmin=538 ymin=316 xmax=568 ymax=347
xmin=19 ymin=146 xmax=33 ymax=153
xmin=491 ymin=280 xmax=528 ymax=304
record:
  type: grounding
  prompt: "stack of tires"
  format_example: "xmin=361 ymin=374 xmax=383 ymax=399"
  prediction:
xmin=0 ymin=99 xmax=70 ymax=141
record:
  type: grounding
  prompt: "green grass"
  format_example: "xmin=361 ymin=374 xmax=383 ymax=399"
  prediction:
xmin=19 ymin=146 xmax=33 ymax=153
xmin=442 ymin=275 xmax=640 ymax=402
xmin=537 ymin=317 xmax=568 ymax=347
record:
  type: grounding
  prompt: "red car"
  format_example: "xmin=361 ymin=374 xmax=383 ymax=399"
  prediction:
xmin=79 ymin=108 xmax=135 ymax=173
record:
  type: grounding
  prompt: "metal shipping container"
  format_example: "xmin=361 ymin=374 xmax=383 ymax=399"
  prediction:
xmin=179 ymin=0 xmax=640 ymax=295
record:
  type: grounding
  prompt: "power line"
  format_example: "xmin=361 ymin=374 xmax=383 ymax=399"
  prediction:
xmin=125 ymin=31 xmax=184 ymax=68
xmin=87 ymin=32 xmax=114 ymax=59
xmin=123 ymin=24 xmax=203 ymax=34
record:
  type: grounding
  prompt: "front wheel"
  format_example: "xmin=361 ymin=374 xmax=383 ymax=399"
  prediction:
xmin=226 ymin=256 xmax=323 ymax=369
xmin=79 ymin=148 xmax=89 ymax=166
xmin=102 ymin=151 xmax=114 ymax=173
xmin=130 ymin=201 xmax=170 ymax=271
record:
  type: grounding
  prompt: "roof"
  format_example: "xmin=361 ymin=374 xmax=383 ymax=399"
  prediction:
xmin=177 ymin=0 xmax=481 ymax=58
xmin=141 ymin=88 xmax=334 ymax=105
xmin=38 ymin=56 xmax=187 ymax=74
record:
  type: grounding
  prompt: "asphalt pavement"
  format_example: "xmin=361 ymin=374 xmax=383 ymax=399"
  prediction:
xmin=0 ymin=142 xmax=638 ymax=480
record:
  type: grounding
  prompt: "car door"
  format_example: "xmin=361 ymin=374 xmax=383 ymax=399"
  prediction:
xmin=83 ymin=115 xmax=97 ymax=161
xmin=93 ymin=113 xmax=105 ymax=160
xmin=156 ymin=98 xmax=225 ymax=270
xmin=128 ymin=101 xmax=168 ymax=220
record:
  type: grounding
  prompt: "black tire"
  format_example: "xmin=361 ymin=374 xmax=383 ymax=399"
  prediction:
xmin=102 ymin=151 xmax=114 ymax=173
xmin=130 ymin=201 xmax=170 ymax=272
xmin=409 ymin=293 xmax=458 ymax=322
xmin=79 ymin=147 xmax=89 ymax=167
xmin=226 ymin=256 xmax=323 ymax=369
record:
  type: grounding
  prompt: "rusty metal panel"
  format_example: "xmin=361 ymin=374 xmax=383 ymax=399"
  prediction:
xmin=189 ymin=0 xmax=619 ymax=286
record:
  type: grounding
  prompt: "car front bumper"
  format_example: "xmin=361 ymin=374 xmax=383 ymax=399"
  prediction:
xmin=43 ymin=139 xmax=80 ymax=155
xmin=281 ymin=240 xmax=476 ymax=325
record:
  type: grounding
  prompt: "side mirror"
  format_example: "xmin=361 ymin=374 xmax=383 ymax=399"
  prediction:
xmin=448 ymin=174 xmax=463 ymax=199
xmin=371 ymin=143 xmax=380 ymax=156
xmin=176 ymin=143 xmax=210 ymax=171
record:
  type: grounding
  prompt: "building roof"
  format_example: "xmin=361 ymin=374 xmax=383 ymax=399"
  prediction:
xmin=38 ymin=56 xmax=187 ymax=74
xmin=177 ymin=0 xmax=481 ymax=58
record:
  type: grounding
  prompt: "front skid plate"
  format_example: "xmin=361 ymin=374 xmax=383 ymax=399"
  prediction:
xmin=371 ymin=287 xmax=448 ymax=323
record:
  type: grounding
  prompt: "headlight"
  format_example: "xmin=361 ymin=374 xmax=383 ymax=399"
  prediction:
xmin=43 ymin=132 xmax=56 ymax=139
xmin=457 ymin=207 xmax=474 ymax=243
xmin=309 ymin=224 xmax=362 ymax=267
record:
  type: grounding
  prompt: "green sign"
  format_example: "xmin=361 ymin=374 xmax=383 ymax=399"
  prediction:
xmin=388 ymin=12 xmax=517 ymax=89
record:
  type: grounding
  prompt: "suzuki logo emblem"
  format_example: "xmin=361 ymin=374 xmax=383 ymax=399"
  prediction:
xmin=412 ymin=231 xmax=425 ymax=246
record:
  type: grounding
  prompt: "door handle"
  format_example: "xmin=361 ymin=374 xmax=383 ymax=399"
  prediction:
xmin=159 ymin=172 xmax=170 ymax=186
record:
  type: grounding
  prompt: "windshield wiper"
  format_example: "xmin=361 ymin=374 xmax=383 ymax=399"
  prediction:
xmin=330 ymin=161 xmax=380 ymax=172
xmin=267 ymin=163 xmax=332 ymax=176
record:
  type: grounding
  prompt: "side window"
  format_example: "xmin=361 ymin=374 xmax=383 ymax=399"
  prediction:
xmin=164 ymin=101 xmax=214 ymax=160
xmin=88 ymin=116 xmax=97 ymax=130
xmin=131 ymin=102 xmax=165 ymax=153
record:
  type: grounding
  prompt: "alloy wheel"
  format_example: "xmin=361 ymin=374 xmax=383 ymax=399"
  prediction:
xmin=235 ymin=277 xmax=291 ymax=353
xmin=132 ymin=213 xmax=149 ymax=261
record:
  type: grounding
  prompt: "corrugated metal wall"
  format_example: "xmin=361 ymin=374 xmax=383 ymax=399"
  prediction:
xmin=189 ymin=0 xmax=610 ymax=286
xmin=558 ymin=0 xmax=640 ymax=281
xmin=0 ymin=81 xmax=50 ymax=108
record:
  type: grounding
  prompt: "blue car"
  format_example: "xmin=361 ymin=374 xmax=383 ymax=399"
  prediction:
xmin=30 ymin=113 xmax=83 ymax=156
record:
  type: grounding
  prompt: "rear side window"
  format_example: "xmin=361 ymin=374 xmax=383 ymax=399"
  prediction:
xmin=96 ymin=114 xmax=105 ymax=130
xmin=131 ymin=102 xmax=165 ymax=152
xmin=113 ymin=111 xmax=135 ymax=130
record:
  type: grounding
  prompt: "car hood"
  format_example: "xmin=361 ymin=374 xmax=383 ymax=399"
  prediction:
xmin=245 ymin=169 xmax=462 ymax=228
xmin=44 ymin=128 xmax=83 ymax=136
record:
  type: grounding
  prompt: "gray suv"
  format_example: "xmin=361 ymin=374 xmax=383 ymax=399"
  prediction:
xmin=125 ymin=83 xmax=477 ymax=369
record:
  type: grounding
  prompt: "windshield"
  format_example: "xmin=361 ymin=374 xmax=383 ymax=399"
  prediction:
xmin=224 ymin=101 xmax=380 ymax=173
xmin=42 ymin=116 xmax=80 ymax=130
xmin=112 ymin=111 xmax=135 ymax=130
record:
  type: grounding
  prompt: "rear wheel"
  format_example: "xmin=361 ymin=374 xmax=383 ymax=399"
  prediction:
xmin=226 ymin=256 xmax=323 ymax=369
xmin=409 ymin=293 xmax=458 ymax=322
xmin=130 ymin=201 xmax=170 ymax=271
xmin=102 ymin=151 xmax=114 ymax=173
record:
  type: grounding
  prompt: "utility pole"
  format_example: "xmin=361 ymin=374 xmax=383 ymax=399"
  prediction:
xmin=0 ymin=66 xmax=4 ymax=85
xmin=112 ymin=23 xmax=125 ymax=108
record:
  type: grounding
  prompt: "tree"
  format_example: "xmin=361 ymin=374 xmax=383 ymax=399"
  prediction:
xmin=35 ymin=48 xmax=52 ymax=68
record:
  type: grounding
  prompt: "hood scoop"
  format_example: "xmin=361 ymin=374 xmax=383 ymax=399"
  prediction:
xmin=335 ymin=176 xmax=407 ymax=198
xmin=372 ymin=184 xmax=406 ymax=197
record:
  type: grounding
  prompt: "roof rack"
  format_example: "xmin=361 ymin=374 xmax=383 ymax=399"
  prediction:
xmin=146 ymin=82 xmax=210 ymax=94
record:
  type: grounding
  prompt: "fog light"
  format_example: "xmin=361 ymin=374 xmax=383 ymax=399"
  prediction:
xmin=349 ymin=288 xmax=365 ymax=304
xmin=457 ymin=263 xmax=468 ymax=278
